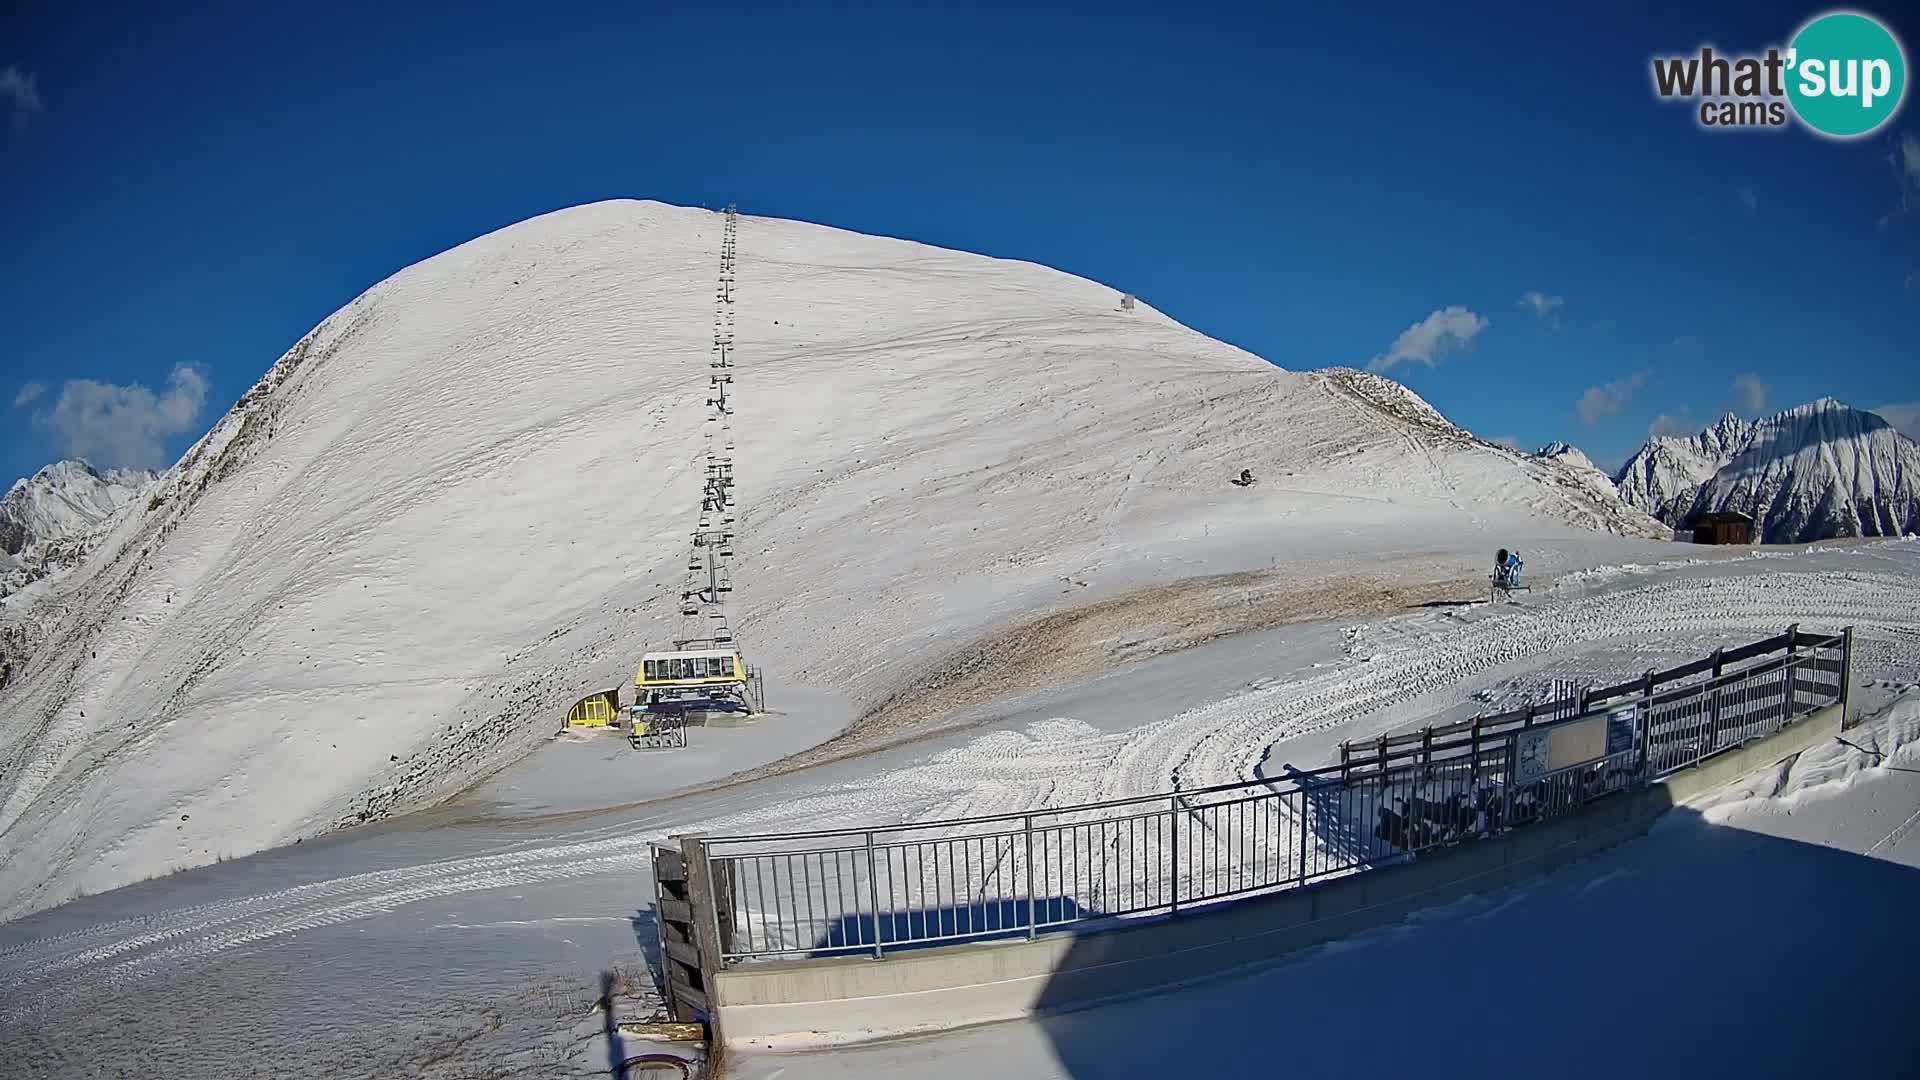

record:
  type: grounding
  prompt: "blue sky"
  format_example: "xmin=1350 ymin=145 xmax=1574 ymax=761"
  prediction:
xmin=2 ymin=1 xmax=1917 ymax=483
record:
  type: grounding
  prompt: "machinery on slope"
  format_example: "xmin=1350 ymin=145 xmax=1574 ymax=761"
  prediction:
xmin=629 ymin=205 xmax=760 ymax=742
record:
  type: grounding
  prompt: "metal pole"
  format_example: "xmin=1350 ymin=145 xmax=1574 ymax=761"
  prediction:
xmin=1840 ymin=626 xmax=1855 ymax=728
xmin=1638 ymin=669 xmax=1656 ymax=777
xmin=1469 ymin=719 xmax=1481 ymax=790
xmin=1024 ymin=815 xmax=1037 ymax=940
xmin=1501 ymin=741 xmax=1514 ymax=829
xmin=865 ymin=831 xmax=883 ymax=959
xmin=1296 ymin=791 xmax=1310 ymax=884
xmin=1168 ymin=795 xmax=1180 ymax=914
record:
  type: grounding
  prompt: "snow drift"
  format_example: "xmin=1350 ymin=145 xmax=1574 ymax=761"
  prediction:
xmin=0 ymin=200 xmax=1661 ymax=918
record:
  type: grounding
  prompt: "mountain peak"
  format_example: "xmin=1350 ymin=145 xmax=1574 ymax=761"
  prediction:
xmin=1692 ymin=397 xmax=1920 ymax=540
xmin=1615 ymin=395 xmax=1919 ymax=541
xmin=1 ymin=460 xmax=155 ymax=570
xmin=1775 ymin=396 xmax=1855 ymax=421
xmin=1614 ymin=414 xmax=1755 ymax=521
xmin=1534 ymin=440 xmax=1604 ymax=475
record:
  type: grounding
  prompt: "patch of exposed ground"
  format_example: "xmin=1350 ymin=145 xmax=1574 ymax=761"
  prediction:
xmin=466 ymin=560 xmax=1496 ymax=830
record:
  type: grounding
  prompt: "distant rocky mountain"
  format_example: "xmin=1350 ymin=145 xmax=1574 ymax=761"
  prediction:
xmin=1530 ymin=439 xmax=1623 ymax=503
xmin=1536 ymin=440 xmax=1602 ymax=474
xmin=1613 ymin=403 xmax=1920 ymax=543
xmin=1613 ymin=413 xmax=1754 ymax=524
xmin=1683 ymin=399 xmax=1920 ymax=543
xmin=0 ymin=460 xmax=156 ymax=597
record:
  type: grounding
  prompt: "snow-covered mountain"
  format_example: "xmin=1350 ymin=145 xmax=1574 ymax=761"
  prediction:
xmin=1683 ymin=399 xmax=1920 ymax=543
xmin=1613 ymin=413 xmax=1754 ymax=523
xmin=0 ymin=461 xmax=155 ymax=598
xmin=0 ymin=200 xmax=1665 ymax=918
xmin=1525 ymin=440 xmax=1626 ymax=505
xmin=1535 ymin=440 xmax=1598 ymax=472
xmin=1537 ymin=440 xmax=1612 ymax=477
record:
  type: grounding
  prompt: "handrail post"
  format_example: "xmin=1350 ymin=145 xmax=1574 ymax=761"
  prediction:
xmin=1469 ymin=719 xmax=1481 ymax=790
xmin=1638 ymin=669 xmax=1656 ymax=777
xmin=1296 ymin=788 xmax=1310 ymax=883
xmin=1785 ymin=623 xmax=1800 ymax=722
xmin=1501 ymin=740 xmax=1515 ymax=829
xmin=1840 ymin=626 xmax=1855 ymax=727
xmin=1168 ymin=794 xmax=1180 ymax=914
xmin=865 ymin=831 xmax=883 ymax=960
xmin=1024 ymin=815 xmax=1037 ymax=940
xmin=1707 ymin=648 xmax=1724 ymax=752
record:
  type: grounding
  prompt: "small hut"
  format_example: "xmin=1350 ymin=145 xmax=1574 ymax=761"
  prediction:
xmin=1690 ymin=511 xmax=1753 ymax=545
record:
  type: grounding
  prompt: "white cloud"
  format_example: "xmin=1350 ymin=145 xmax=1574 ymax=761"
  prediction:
xmin=1906 ymin=270 xmax=1917 ymax=290
xmin=0 ymin=65 xmax=41 ymax=131
xmin=32 ymin=365 xmax=210 ymax=470
xmin=1518 ymin=291 xmax=1564 ymax=326
xmin=1576 ymin=370 xmax=1651 ymax=426
xmin=1367 ymin=306 xmax=1490 ymax=371
xmin=1486 ymin=435 xmax=1522 ymax=450
xmin=1731 ymin=373 xmax=1768 ymax=416
xmin=1737 ymin=185 xmax=1758 ymax=212
xmin=11 ymin=381 xmax=44 ymax=409
xmin=1648 ymin=412 xmax=1696 ymax=438
xmin=1874 ymin=402 xmax=1920 ymax=443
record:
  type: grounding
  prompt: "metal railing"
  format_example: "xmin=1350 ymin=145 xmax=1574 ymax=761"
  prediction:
xmin=673 ymin=627 xmax=1850 ymax=964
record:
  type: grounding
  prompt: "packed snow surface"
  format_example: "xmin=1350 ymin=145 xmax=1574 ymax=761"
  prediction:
xmin=0 ymin=200 xmax=1663 ymax=919
xmin=0 ymin=541 xmax=1914 ymax=1078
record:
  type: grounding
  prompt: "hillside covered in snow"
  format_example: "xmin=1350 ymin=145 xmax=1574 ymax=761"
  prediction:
xmin=0 ymin=200 xmax=1664 ymax=918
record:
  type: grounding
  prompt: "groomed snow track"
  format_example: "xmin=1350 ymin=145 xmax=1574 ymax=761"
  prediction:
xmin=3 ymin=546 xmax=1918 ymax=1026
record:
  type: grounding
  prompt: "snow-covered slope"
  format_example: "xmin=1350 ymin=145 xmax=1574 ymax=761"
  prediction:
xmin=1614 ymin=413 xmax=1753 ymax=523
xmin=0 ymin=199 xmax=1664 ymax=918
xmin=1684 ymin=399 xmax=1920 ymax=543
xmin=0 ymin=462 xmax=155 ymax=598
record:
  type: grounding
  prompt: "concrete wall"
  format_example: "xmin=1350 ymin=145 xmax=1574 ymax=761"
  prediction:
xmin=711 ymin=703 xmax=1843 ymax=1049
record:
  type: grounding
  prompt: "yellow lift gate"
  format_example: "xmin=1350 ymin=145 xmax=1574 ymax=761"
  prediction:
xmin=564 ymin=688 xmax=623 ymax=729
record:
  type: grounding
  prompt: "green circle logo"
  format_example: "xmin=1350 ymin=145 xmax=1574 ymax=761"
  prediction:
xmin=1785 ymin=10 xmax=1907 ymax=138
